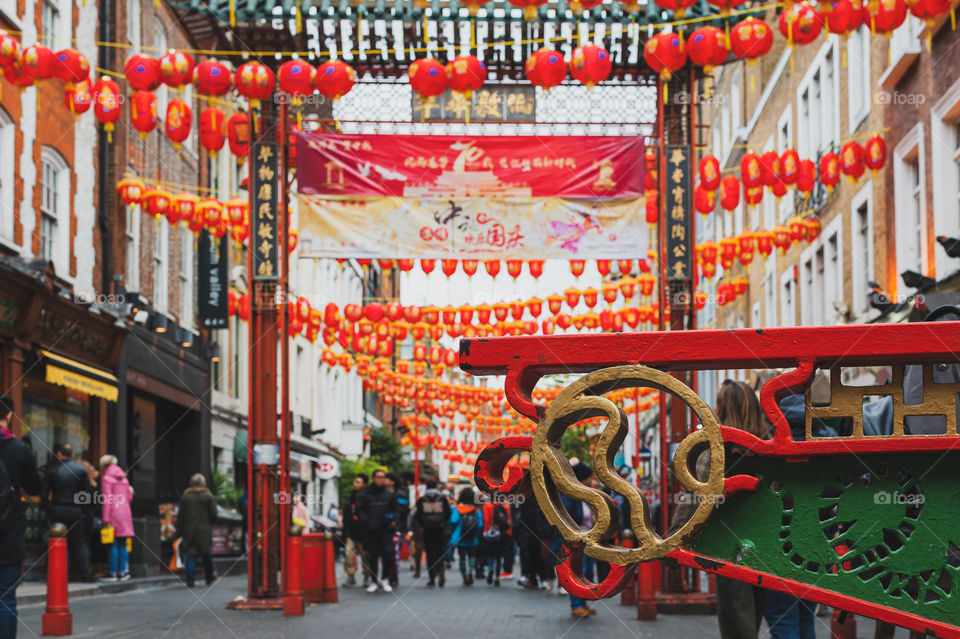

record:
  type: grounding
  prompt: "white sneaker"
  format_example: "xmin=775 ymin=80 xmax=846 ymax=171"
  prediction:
xmin=366 ymin=583 xmax=378 ymax=593
xmin=382 ymin=583 xmax=393 ymax=593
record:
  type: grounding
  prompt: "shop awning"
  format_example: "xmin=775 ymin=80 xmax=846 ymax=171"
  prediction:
xmin=40 ymin=349 xmax=119 ymax=402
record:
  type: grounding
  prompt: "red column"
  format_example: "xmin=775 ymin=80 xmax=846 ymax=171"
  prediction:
xmin=284 ymin=525 xmax=305 ymax=616
xmin=42 ymin=523 xmax=72 ymax=636
xmin=619 ymin=529 xmax=637 ymax=606
xmin=637 ymin=560 xmax=658 ymax=621
xmin=321 ymin=532 xmax=338 ymax=603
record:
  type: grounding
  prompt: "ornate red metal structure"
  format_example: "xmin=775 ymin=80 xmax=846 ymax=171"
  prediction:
xmin=464 ymin=323 xmax=960 ymax=638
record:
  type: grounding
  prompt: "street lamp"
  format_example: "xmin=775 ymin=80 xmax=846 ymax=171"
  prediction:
xmin=150 ymin=313 xmax=169 ymax=334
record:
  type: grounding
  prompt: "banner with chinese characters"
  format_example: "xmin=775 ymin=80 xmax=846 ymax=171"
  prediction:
xmin=251 ymin=141 xmax=279 ymax=281
xmin=663 ymin=145 xmax=693 ymax=281
xmin=297 ymin=196 xmax=645 ymax=259
xmin=198 ymin=230 xmax=228 ymax=329
xmin=411 ymin=85 xmax=536 ymax=122
xmin=296 ymin=132 xmax=646 ymax=200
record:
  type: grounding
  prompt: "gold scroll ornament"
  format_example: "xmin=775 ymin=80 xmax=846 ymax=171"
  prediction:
xmin=530 ymin=365 xmax=726 ymax=565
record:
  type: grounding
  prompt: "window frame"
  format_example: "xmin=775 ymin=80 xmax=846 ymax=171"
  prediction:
xmin=0 ymin=108 xmax=16 ymax=251
xmin=930 ymin=78 xmax=960 ymax=282
xmin=850 ymin=181 xmax=874 ymax=317
xmin=796 ymin=39 xmax=840 ymax=160
xmin=125 ymin=170 xmax=141 ymax=288
xmin=893 ymin=123 xmax=927 ymax=288
xmin=39 ymin=147 xmax=70 ymax=275
xmin=846 ymin=25 xmax=871 ymax=133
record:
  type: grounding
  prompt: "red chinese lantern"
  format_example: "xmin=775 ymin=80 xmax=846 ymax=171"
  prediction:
xmin=687 ymin=28 xmax=729 ymax=77
xmin=773 ymin=225 xmax=793 ymax=252
xmin=288 ymin=230 xmax=299 ymax=253
xmin=872 ymin=0 xmax=907 ymax=37
xmin=175 ymin=191 xmax=199 ymax=223
xmin=706 ymin=0 xmax=747 ymax=15
xmin=504 ymin=259 xmax=522 ymax=280
xmin=803 ymin=217 xmax=822 ymax=241
xmin=278 ymin=59 xmax=315 ymax=100
xmin=772 ymin=179 xmax=788 ymax=199
xmin=117 ymin=177 xmax=145 ymax=208
xmin=596 ymin=260 xmax=612 ymax=277
xmin=408 ymin=58 xmax=447 ymax=98
xmin=780 ymin=148 xmax=801 ymax=184
xmin=528 ymin=260 xmax=545 ymax=279
xmin=826 ymin=0 xmax=864 ymax=37
xmin=656 ymin=0 xmax=697 ymax=18
xmin=745 ymin=186 xmax=764 ymax=208
xmin=730 ymin=18 xmax=774 ymax=72
xmin=569 ymin=45 xmax=611 ymax=88
xmin=778 ymin=3 xmax=823 ymax=47
xmin=159 ymin=49 xmax=195 ymax=89
xmin=699 ymin=154 xmax=722 ymax=191
xmin=508 ymin=0 xmax=547 ymax=20
xmin=910 ymin=0 xmax=951 ymax=46
xmin=644 ymin=33 xmax=687 ymax=85
xmin=396 ymin=259 xmax=415 ymax=273
xmin=819 ymin=151 xmax=840 ymax=191
xmin=637 ymin=273 xmax=657 ymax=297
xmin=124 ymin=53 xmax=161 ymax=91
xmin=193 ymin=59 xmax=232 ymax=97
xmin=694 ymin=182 xmax=717 ymax=215
xmin=142 ymin=188 xmax=173 ymax=219
xmin=569 ymin=260 xmax=585 ymax=278
xmin=225 ymin=197 xmax=248 ymax=228
xmin=525 ymin=48 xmax=567 ymax=90
xmin=0 ymin=32 xmax=20 ymax=68
xmin=719 ymin=175 xmax=741 ymax=212
xmin=445 ymin=56 xmax=485 ymax=97
xmin=755 ymin=229 xmax=775 ymax=257
xmin=760 ymin=150 xmax=781 ymax=187
xmin=92 ymin=76 xmax=122 ymax=141
xmin=53 ymin=49 xmax=90 ymax=85
xmin=3 ymin=59 xmax=33 ymax=89
xmin=227 ymin=112 xmax=251 ymax=159
xmin=840 ymin=141 xmax=865 ymax=182
xmin=20 ymin=45 xmax=55 ymax=81
xmin=64 ymin=79 xmax=92 ymax=116
xmin=461 ymin=259 xmax=478 ymax=277
xmin=199 ymin=107 xmax=226 ymax=156
xmin=740 ymin=151 xmax=763 ymax=190
xmin=129 ymin=90 xmax=159 ymax=140
xmin=316 ymin=60 xmax=356 ymax=100
xmin=863 ymin=135 xmax=886 ymax=174
xmin=796 ymin=159 xmax=817 ymax=196
xmin=164 ymin=98 xmax=192 ymax=149
xmin=421 ymin=259 xmax=436 ymax=275
xmin=234 ymin=61 xmax=275 ymax=108
xmin=645 ymin=190 xmax=659 ymax=226
xmin=441 ymin=259 xmax=458 ymax=278
xmin=484 ymin=260 xmax=501 ymax=278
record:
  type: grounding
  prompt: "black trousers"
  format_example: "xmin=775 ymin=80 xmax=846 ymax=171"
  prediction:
xmin=501 ymin=534 xmax=515 ymax=573
xmin=422 ymin=528 xmax=446 ymax=581
xmin=50 ymin=508 xmax=91 ymax=582
xmin=364 ymin=531 xmax=393 ymax=582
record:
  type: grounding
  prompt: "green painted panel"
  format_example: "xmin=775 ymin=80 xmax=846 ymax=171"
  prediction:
xmin=691 ymin=453 xmax=960 ymax=625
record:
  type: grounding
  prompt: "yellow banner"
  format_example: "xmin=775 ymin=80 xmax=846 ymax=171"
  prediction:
xmin=46 ymin=365 xmax=119 ymax=402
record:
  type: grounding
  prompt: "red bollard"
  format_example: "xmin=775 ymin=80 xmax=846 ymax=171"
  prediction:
xmin=321 ymin=532 xmax=338 ymax=603
xmin=619 ymin=530 xmax=637 ymax=606
xmin=42 ymin=523 xmax=72 ymax=636
xmin=637 ymin=559 xmax=658 ymax=621
xmin=284 ymin=525 xmax=305 ymax=616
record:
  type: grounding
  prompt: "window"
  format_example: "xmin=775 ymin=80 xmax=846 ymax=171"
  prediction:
xmin=797 ymin=42 xmax=839 ymax=160
xmin=931 ymin=80 xmax=960 ymax=280
xmin=153 ymin=219 xmax=168 ymax=312
xmin=125 ymin=181 xmax=141 ymax=287
xmin=781 ymin=270 xmax=796 ymax=327
xmin=153 ymin=24 xmax=168 ymax=114
xmin=847 ymin=25 xmax=870 ymax=132
xmin=763 ymin=260 xmax=776 ymax=327
xmin=40 ymin=148 xmax=69 ymax=272
xmin=0 ymin=109 xmax=14 ymax=246
xmin=179 ymin=228 xmax=193 ymax=327
xmin=42 ymin=0 xmax=64 ymax=49
xmin=751 ymin=301 xmax=761 ymax=328
xmin=127 ymin=0 xmax=141 ymax=51
xmin=800 ymin=218 xmax=843 ymax=325
xmin=893 ymin=124 xmax=926 ymax=288
xmin=851 ymin=182 xmax=874 ymax=316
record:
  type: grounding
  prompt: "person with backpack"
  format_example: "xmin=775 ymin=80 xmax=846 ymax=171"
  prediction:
xmin=413 ymin=478 xmax=451 ymax=587
xmin=0 ymin=394 xmax=42 ymax=638
xmin=341 ymin=473 xmax=370 ymax=588
xmin=481 ymin=495 xmax=511 ymax=586
xmin=448 ymin=486 xmax=483 ymax=586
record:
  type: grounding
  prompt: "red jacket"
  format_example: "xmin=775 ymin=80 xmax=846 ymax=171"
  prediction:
xmin=482 ymin=501 xmax=511 ymax=536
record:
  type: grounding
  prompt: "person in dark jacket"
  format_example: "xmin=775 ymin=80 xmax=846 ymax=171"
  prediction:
xmin=342 ymin=473 xmax=369 ymax=587
xmin=42 ymin=443 xmax=93 ymax=582
xmin=413 ymin=478 xmax=451 ymax=587
xmin=357 ymin=468 xmax=398 ymax=593
xmin=563 ymin=463 xmax=599 ymax=618
xmin=0 ymin=395 xmax=42 ymax=638
xmin=176 ymin=473 xmax=218 ymax=587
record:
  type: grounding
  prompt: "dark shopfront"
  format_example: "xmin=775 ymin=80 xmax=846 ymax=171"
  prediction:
xmin=112 ymin=323 xmax=212 ymax=576
xmin=0 ymin=258 xmax=127 ymax=570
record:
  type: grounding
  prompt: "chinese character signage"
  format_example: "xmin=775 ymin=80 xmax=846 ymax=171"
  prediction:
xmin=410 ymin=85 xmax=536 ymax=122
xmin=251 ymin=141 xmax=279 ymax=281
xmin=664 ymin=145 xmax=692 ymax=281
xmin=198 ymin=230 xmax=228 ymax=329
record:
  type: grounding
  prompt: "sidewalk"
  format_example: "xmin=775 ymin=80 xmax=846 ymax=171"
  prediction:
xmin=17 ymin=575 xmax=183 ymax=606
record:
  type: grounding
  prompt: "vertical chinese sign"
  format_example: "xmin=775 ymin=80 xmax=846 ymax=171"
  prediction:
xmin=198 ymin=230 xmax=228 ymax=328
xmin=251 ymin=141 xmax=279 ymax=281
xmin=664 ymin=145 xmax=692 ymax=281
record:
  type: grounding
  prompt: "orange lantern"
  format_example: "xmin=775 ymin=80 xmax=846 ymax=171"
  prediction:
xmin=117 ymin=177 xmax=145 ymax=208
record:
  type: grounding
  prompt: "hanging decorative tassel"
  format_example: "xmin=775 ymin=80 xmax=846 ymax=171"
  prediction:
xmin=951 ymin=6 xmax=956 ymax=30
xmin=296 ymin=5 xmax=302 ymax=34
xmin=230 ymin=0 xmax=236 ymax=27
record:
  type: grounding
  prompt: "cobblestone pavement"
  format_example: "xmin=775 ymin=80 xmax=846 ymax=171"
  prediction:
xmin=17 ymin=570 xmax=891 ymax=639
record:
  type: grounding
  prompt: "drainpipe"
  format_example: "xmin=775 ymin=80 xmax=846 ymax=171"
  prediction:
xmin=97 ymin=0 xmax=111 ymax=295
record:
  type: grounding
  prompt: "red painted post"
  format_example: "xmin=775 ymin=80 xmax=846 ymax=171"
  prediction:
xmin=321 ymin=532 xmax=338 ymax=602
xmin=637 ymin=560 xmax=658 ymax=621
xmin=42 ymin=523 xmax=72 ymax=636
xmin=284 ymin=525 xmax=305 ymax=616
xmin=620 ymin=529 xmax=637 ymax=606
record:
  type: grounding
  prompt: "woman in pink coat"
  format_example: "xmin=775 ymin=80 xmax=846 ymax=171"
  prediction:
xmin=100 ymin=455 xmax=134 ymax=580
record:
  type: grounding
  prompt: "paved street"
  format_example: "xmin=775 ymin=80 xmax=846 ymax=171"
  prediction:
xmin=16 ymin=570 xmax=896 ymax=639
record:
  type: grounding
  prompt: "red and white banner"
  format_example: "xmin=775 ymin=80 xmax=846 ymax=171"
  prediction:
xmin=296 ymin=132 xmax=646 ymax=199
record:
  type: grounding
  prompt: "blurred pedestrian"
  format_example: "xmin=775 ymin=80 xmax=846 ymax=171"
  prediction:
xmin=481 ymin=495 xmax=510 ymax=586
xmin=386 ymin=473 xmax=406 ymax=588
xmin=42 ymin=443 xmax=93 ymax=582
xmin=449 ymin=487 xmax=482 ymax=586
xmin=413 ymin=478 xmax=450 ymax=587
xmin=176 ymin=473 xmax=217 ymax=587
xmin=0 ymin=395 xmax=42 ymax=638
xmin=357 ymin=469 xmax=398 ymax=593
xmin=564 ymin=463 xmax=598 ymax=618
xmin=99 ymin=455 xmax=134 ymax=581
xmin=291 ymin=494 xmax=309 ymax=530
xmin=341 ymin=473 xmax=369 ymax=587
